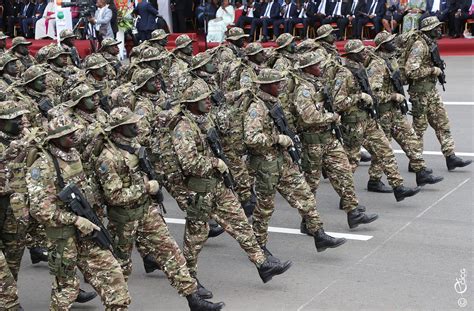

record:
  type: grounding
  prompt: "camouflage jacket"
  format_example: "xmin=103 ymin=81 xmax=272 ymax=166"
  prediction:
xmin=61 ymin=43 xmax=82 ymax=68
xmin=405 ymin=34 xmax=438 ymax=83
xmin=133 ymin=91 xmax=165 ymax=147
xmin=8 ymin=51 xmax=36 ymax=74
xmin=366 ymin=53 xmax=395 ymax=104
xmin=218 ymin=58 xmax=256 ymax=93
xmin=332 ymin=59 xmax=363 ymax=114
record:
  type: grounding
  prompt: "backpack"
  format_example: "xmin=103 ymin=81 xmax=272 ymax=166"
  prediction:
xmin=394 ymin=30 xmax=422 ymax=84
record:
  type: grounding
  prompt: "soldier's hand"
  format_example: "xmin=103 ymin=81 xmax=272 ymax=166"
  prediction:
xmin=277 ymin=134 xmax=294 ymax=148
xmin=432 ymin=67 xmax=443 ymax=77
xmin=332 ymin=112 xmax=341 ymax=124
xmin=390 ymin=93 xmax=405 ymax=103
xmin=146 ymin=180 xmax=160 ymax=195
xmin=214 ymin=159 xmax=229 ymax=174
xmin=359 ymin=92 xmax=373 ymax=106
xmin=74 ymin=216 xmax=100 ymax=235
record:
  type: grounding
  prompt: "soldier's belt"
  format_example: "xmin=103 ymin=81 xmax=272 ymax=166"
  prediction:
xmin=378 ymin=102 xmax=394 ymax=114
xmin=108 ymin=205 xmax=145 ymax=224
xmin=341 ymin=110 xmax=368 ymax=124
xmin=185 ymin=176 xmax=218 ymax=193
xmin=409 ymin=79 xmax=436 ymax=92
xmin=45 ymin=225 xmax=76 ymax=240
xmin=301 ymin=131 xmax=332 ymax=145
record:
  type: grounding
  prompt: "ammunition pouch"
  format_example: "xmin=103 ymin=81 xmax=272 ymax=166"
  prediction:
xmin=410 ymin=99 xmax=425 ymax=118
xmin=340 ymin=124 xmax=363 ymax=149
xmin=248 ymin=155 xmax=282 ymax=195
xmin=378 ymin=102 xmax=394 ymax=115
xmin=186 ymin=193 xmax=211 ymax=222
xmin=47 ymin=230 xmax=77 ymax=278
xmin=301 ymin=131 xmax=332 ymax=145
xmin=185 ymin=176 xmax=218 ymax=194
xmin=341 ymin=110 xmax=368 ymax=124
xmin=409 ymin=79 xmax=435 ymax=93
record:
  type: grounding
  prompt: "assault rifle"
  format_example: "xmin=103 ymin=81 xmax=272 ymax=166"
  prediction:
xmin=429 ymin=43 xmax=446 ymax=91
xmin=384 ymin=59 xmax=409 ymax=115
xmin=138 ymin=147 xmax=166 ymax=212
xmin=322 ymin=86 xmax=343 ymax=144
xmin=349 ymin=67 xmax=379 ymax=122
xmin=207 ymin=128 xmax=235 ymax=191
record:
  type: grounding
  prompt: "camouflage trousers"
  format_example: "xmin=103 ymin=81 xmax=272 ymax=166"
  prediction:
xmin=0 ymin=195 xmax=28 ymax=280
xmin=26 ymin=217 xmax=48 ymax=250
xmin=302 ymin=135 xmax=358 ymax=213
xmin=248 ymin=153 xmax=323 ymax=246
xmin=408 ymin=88 xmax=455 ymax=158
xmin=164 ymin=179 xmax=193 ymax=212
xmin=183 ymin=181 xmax=266 ymax=277
xmin=108 ymin=203 xmax=197 ymax=296
xmin=369 ymin=107 xmax=427 ymax=181
xmin=341 ymin=115 xmax=404 ymax=188
xmin=227 ymin=151 xmax=254 ymax=203
xmin=47 ymin=235 xmax=130 ymax=310
xmin=0 ymin=250 xmax=19 ymax=310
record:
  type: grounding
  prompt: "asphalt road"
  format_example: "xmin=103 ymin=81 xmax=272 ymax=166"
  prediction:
xmin=17 ymin=56 xmax=474 ymax=310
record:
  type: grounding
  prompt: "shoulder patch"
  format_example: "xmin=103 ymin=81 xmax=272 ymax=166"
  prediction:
xmin=30 ymin=168 xmax=41 ymax=181
xmin=302 ymin=89 xmax=310 ymax=98
xmin=249 ymin=108 xmax=258 ymax=119
xmin=136 ymin=108 xmax=145 ymax=116
xmin=334 ymin=79 xmax=343 ymax=89
xmin=98 ymin=163 xmax=108 ymax=174
xmin=174 ymin=130 xmax=183 ymax=139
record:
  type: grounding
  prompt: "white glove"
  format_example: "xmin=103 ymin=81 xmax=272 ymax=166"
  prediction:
xmin=146 ymin=180 xmax=160 ymax=195
xmin=277 ymin=135 xmax=294 ymax=148
xmin=390 ymin=93 xmax=405 ymax=103
xmin=432 ymin=67 xmax=443 ymax=77
xmin=359 ymin=92 xmax=373 ymax=106
xmin=74 ymin=216 xmax=100 ymax=235
xmin=214 ymin=159 xmax=229 ymax=174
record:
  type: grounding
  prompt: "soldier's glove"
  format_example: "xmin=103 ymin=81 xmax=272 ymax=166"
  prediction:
xmin=213 ymin=158 xmax=229 ymax=174
xmin=331 ymin=112 xmax=341 ymax=125
xmin=146 ymin=180 xmax=160 ymax=195
xmin=74 ymin=216 xmax=100 ymax=236
xmin=390 ymin=93 xmax=405 ymax=103
xmin=431 ymin=67 xmax=443 ymax=77
xmin=277 ymin=134 xmax=294 ymax=148
xmin=359 ymin=92 xmax=373 ymax=107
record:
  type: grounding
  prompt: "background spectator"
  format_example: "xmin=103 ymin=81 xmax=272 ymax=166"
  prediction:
xmin=382 ymin=0 xmax=404 ymax=33
xmin=134 ymin=0 xmax=160 ymax=41
xmin=289 ymin=0 xmax=317 ymax=40
xmin=273 ymin=0 xmax=298 ymax=38
xmin=22 ymin=0 xmax=46 ymax=38
xmin=321 ymin=0 xmax=345 ymax=40
xmin=88 ymin=0 xmax=113 ymax=41
xmin=16 ymin=0 xmax=34 ymax=36
xmin=451 ymin=0 xmax=471 ymax=38
xmin=402 ymin=0 xmax=425 ymax=33
xmin=250 ymin=0 xmax=282 ymax=42
xmin=6 ymin=0 xmax=21 ymax=36
xmin=171 ymin=0 xmax=193 ymax=32
xmin=236 ymin=0 xmax=261 ymax=29
xmin=34 ymin=0 xmax=56 ymax=39
xmin=354 ymin=0 xmax=386 ymax=39
xmin=207 ymin=0 xmax=235 ymax=42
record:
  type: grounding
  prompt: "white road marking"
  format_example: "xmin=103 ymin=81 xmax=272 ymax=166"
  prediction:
xmin=164 ymin=217 xmax=373 ymax=241
xmin=443 ymin=102 xmax=474 ymax=106
xmin=393 ymin=150 xmax=474 ymax=157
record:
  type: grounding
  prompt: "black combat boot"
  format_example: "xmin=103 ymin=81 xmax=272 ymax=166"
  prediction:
xmin=261 ymin=245 xmax=280 ymax=263
xmin=143 ymin=254 xmax=161 ymax=273
xmin=30 ymin=247 xmax=48 ymax=264
xmin=338 ymin=198 xmax=366 ymax=212
xmin=257 ymin=258 xmax=292 ymax=283
xmin=446 ymin=154 xmax=472 ymax=171
xmin=314 ymin=229 xmax=347 ymax=252
xmin=416 ymin=169 xmax=444 ymax=187
xmin=208 ymin=220 xmax=225 ymax=238
xmin=408 ymin=164 xmax=432 ymax=173
xmin=300 ymin=217 xmax=313 ymax=236
xmin=347 ymin=210 xmax=379 ymax=229
xmin=360 ymin=150 xmax=372 ymax=162
xmin=393 ymin=185 xmax=421 ymax=202
xmin=186 ymin=293 xmax=225 ymax=311
xmin=241 ymin=193 xmax=257 ymax=218
xmin=75 ymin=289 xmax=98 ymax=303
xmin=367 ymin=180 xmax=393 ymax=193
xmin=196 ymin=278 xmax=213 ymax=299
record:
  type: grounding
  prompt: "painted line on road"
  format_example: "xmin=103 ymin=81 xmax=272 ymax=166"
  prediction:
xmin=164 ymin=217 xmax=373 ymax=241
xmin=393 ymin=150 xmax=474 ymax=157
xmin=443 ymin=102 xmax=474 ymax=106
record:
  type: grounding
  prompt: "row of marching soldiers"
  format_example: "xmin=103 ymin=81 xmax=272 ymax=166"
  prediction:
xmin=0 ymin=14 xmax=471 ymax=310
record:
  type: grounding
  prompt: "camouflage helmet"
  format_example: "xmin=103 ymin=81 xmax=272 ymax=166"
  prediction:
xmin=45 ymin=114 xmax=82 ymax=141
xmin=0 ymin=31 xmax=8 ymax=40
xmin=99 ymin=37 xmax=121 ymax=51
xmin=105 ymin=106 xmax=143 ymax=131
xmin=245 ymin=42 xmax=264 ymax=56
xmin=174 ymin=34 xmax=194 ymax=49
xmin=59 ymin=29 xmax=77 ymax=41
xmin=139 ymin=46 xmax=166 ymax=63
xmin=254 ymin=68 xmax=286 ymax=84
xmin=0 ymin=101 xmax=29 ymax=120
xmin=226 ymin=27 xmax=249 ymax=41
xmin=47 ymin=45 xmax=70 ymax=60
xmin=298 ymin=49 xmax=327 ymax=69
xmin=374 ymin=31 xmax=396 ymax=50
xmin=342 ymin=39 xmax=365 ymax=56
xmin=315 ymin=24 xmax=338 ymax=40
xmin=191 ymin=51 xmax=213 ymax=70
xmin=275 ymin=33 xmax=294 ymax=50
xmin=0 ymin=53 xmax=18 ymax=71
xmin=83 ymin=54 xmax=108 ymax=71
xmin=296 ymin=39 xmax=321 ymax=53
xmin=21 ymin=65 xmax=48 ymax=85
xmin=10 ymin=36 xmax=32 ymax=49
xmin=181 ymin=79 xmax=211 ymax=103
xmin=35 ymin=44 xmax=56 ymax=63
xmin=67 ymin=83 xmax=100 ymax=107
xmin=132 ymin=68 xmax=156 ymax=90
xmin=420 ymin=16 xmax=443 ymax=32
xmin=150 ymin=29 xmax=169 ymax=41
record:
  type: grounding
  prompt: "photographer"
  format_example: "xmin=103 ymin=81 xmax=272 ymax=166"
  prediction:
xmin=87 ymin=0 xmax=113 ymax=41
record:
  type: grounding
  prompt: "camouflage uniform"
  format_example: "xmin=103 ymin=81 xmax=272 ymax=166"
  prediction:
xmin=26 ymin=115 xmax=130 ymax=310
xmin=169 ymin=35 xmax=194 ymax=100
xmin=35 ymin=44 xmax=57 ymax=64
xmin=95 ymin=107 xmax=198 ymax=297
xmin=0 ymin=54 xmax=21 ymax=95
xmin=172 ymin=80 xmax=267 ymax=277
xmin=0 ymin=32 xmax=7 ymax=55
xmin=123 ymin=47 xmax=167 ymax=88
xmin=83 ymin=54 xmax=117 ymax=113
xmin=59 ymin=29 xmax=82 ymax=68
xmin=0 ymin=249 xmax=19 ymax=310
xmin=99 ymin=38 xmax=123 ymax=79
xmin=7 ymin=37 xmax=36 ymax=74
xmin=244 ymin=69 xmax=324 ymax=246
xmin=45 ymin=45 xmax=80 ymax=94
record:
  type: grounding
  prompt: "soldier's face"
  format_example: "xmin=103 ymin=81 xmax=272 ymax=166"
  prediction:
xmin=182 ymin=43 xmax=193 ymax=56
xmin=232 ymin=38 xmax=245 ymax=48
xmin=382 ymin=42 xmax=396 ymax=53
xmin=16 ymin=45 xmax=29 ymax=56
xmin=118 ymin=123 xmax=139 ymax=138
xmin=64 ymin=38 xmax=75 ymax=47
xmin=55 ymin=131 xmax=77 ymax=150
xmin=31 ymin=76 xmax=46 ymax=92
xmin=204 ymin=61 xmax=217 ymax=74
xmin=144 ymin=78 xmax=160 ymax=93
xmin=0 ymin=39 xmax=6 ymax=49
xmin=197 ymin=98 xmax=212 ymax=113
xmin=305 ymin=63 xmax=321 ymax=77
xmin=157 ymin=38 xmax=168 ymax=47
xmin=78 ymin=95 xmax=98 ymax=112
xmin=3 ymin=116 xmax=24 ymax=136
xmin=252 ymin=51 xmax=265 ymax=64
xmin=54 ymin=54 xmax=68 ymax=67
xmin=5 ymin=61 xmax=19 ymax=76
xmin=108 ymin=45 xmax=119 ymax=56
xmin=286 ymin=41 xmax=297 ymax=54
xmin=93 ymin=67 xmax=106 ymax=78
xmin=148 ymin=60 xmax=162 ymax=70
xmin=430 ymin=26 xmax=442 ymax=39
xmin=325 ymin=33 xmax=336 ymax=44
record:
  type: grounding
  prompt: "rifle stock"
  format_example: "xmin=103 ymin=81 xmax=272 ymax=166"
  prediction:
xmin=206 ymin=128 xmax=236 ymax=191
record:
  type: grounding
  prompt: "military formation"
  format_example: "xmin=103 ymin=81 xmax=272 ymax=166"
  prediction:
xmin=0 ymin=16 xmax=472 ymax=311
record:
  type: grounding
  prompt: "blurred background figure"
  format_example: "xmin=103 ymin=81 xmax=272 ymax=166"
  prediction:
xmin=207 ymin=0 xmax=235 ymax=42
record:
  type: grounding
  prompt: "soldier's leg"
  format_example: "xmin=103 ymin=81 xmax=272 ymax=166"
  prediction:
xmin=183 ymin=218 xmax=210 ymax=278
xmin=25 ymin=218 xmax=48 ymax=264
xmin=49 ymin=236 xmax=81 ymax=310
xmin=135 ymin=204 xmax=164 ymax=269
xmin=425 ymin=92 xmax=456 ymax=157
xmin=340 ymin=122 xmax=365 ymax=172
xmin=302 ymin=143 xmax=324 ymax=193
xmin=0 ymin=250 xmax=19 ymax=310
xmin=409 ymin=92 xmax=429 ymax=151
xmin=367 ymin=112 xmax=393 ymax=183
xmin=227 ymin=153 xmax=253 ymax=204
xmin=139 ymin=204 xmax=198 ymax=296
xmin=77 ymin=241 xmax=131 ymax=309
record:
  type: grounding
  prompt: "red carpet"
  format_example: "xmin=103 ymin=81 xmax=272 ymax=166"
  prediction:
xmin=5 ymin=33 xmax=473 ymax=58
